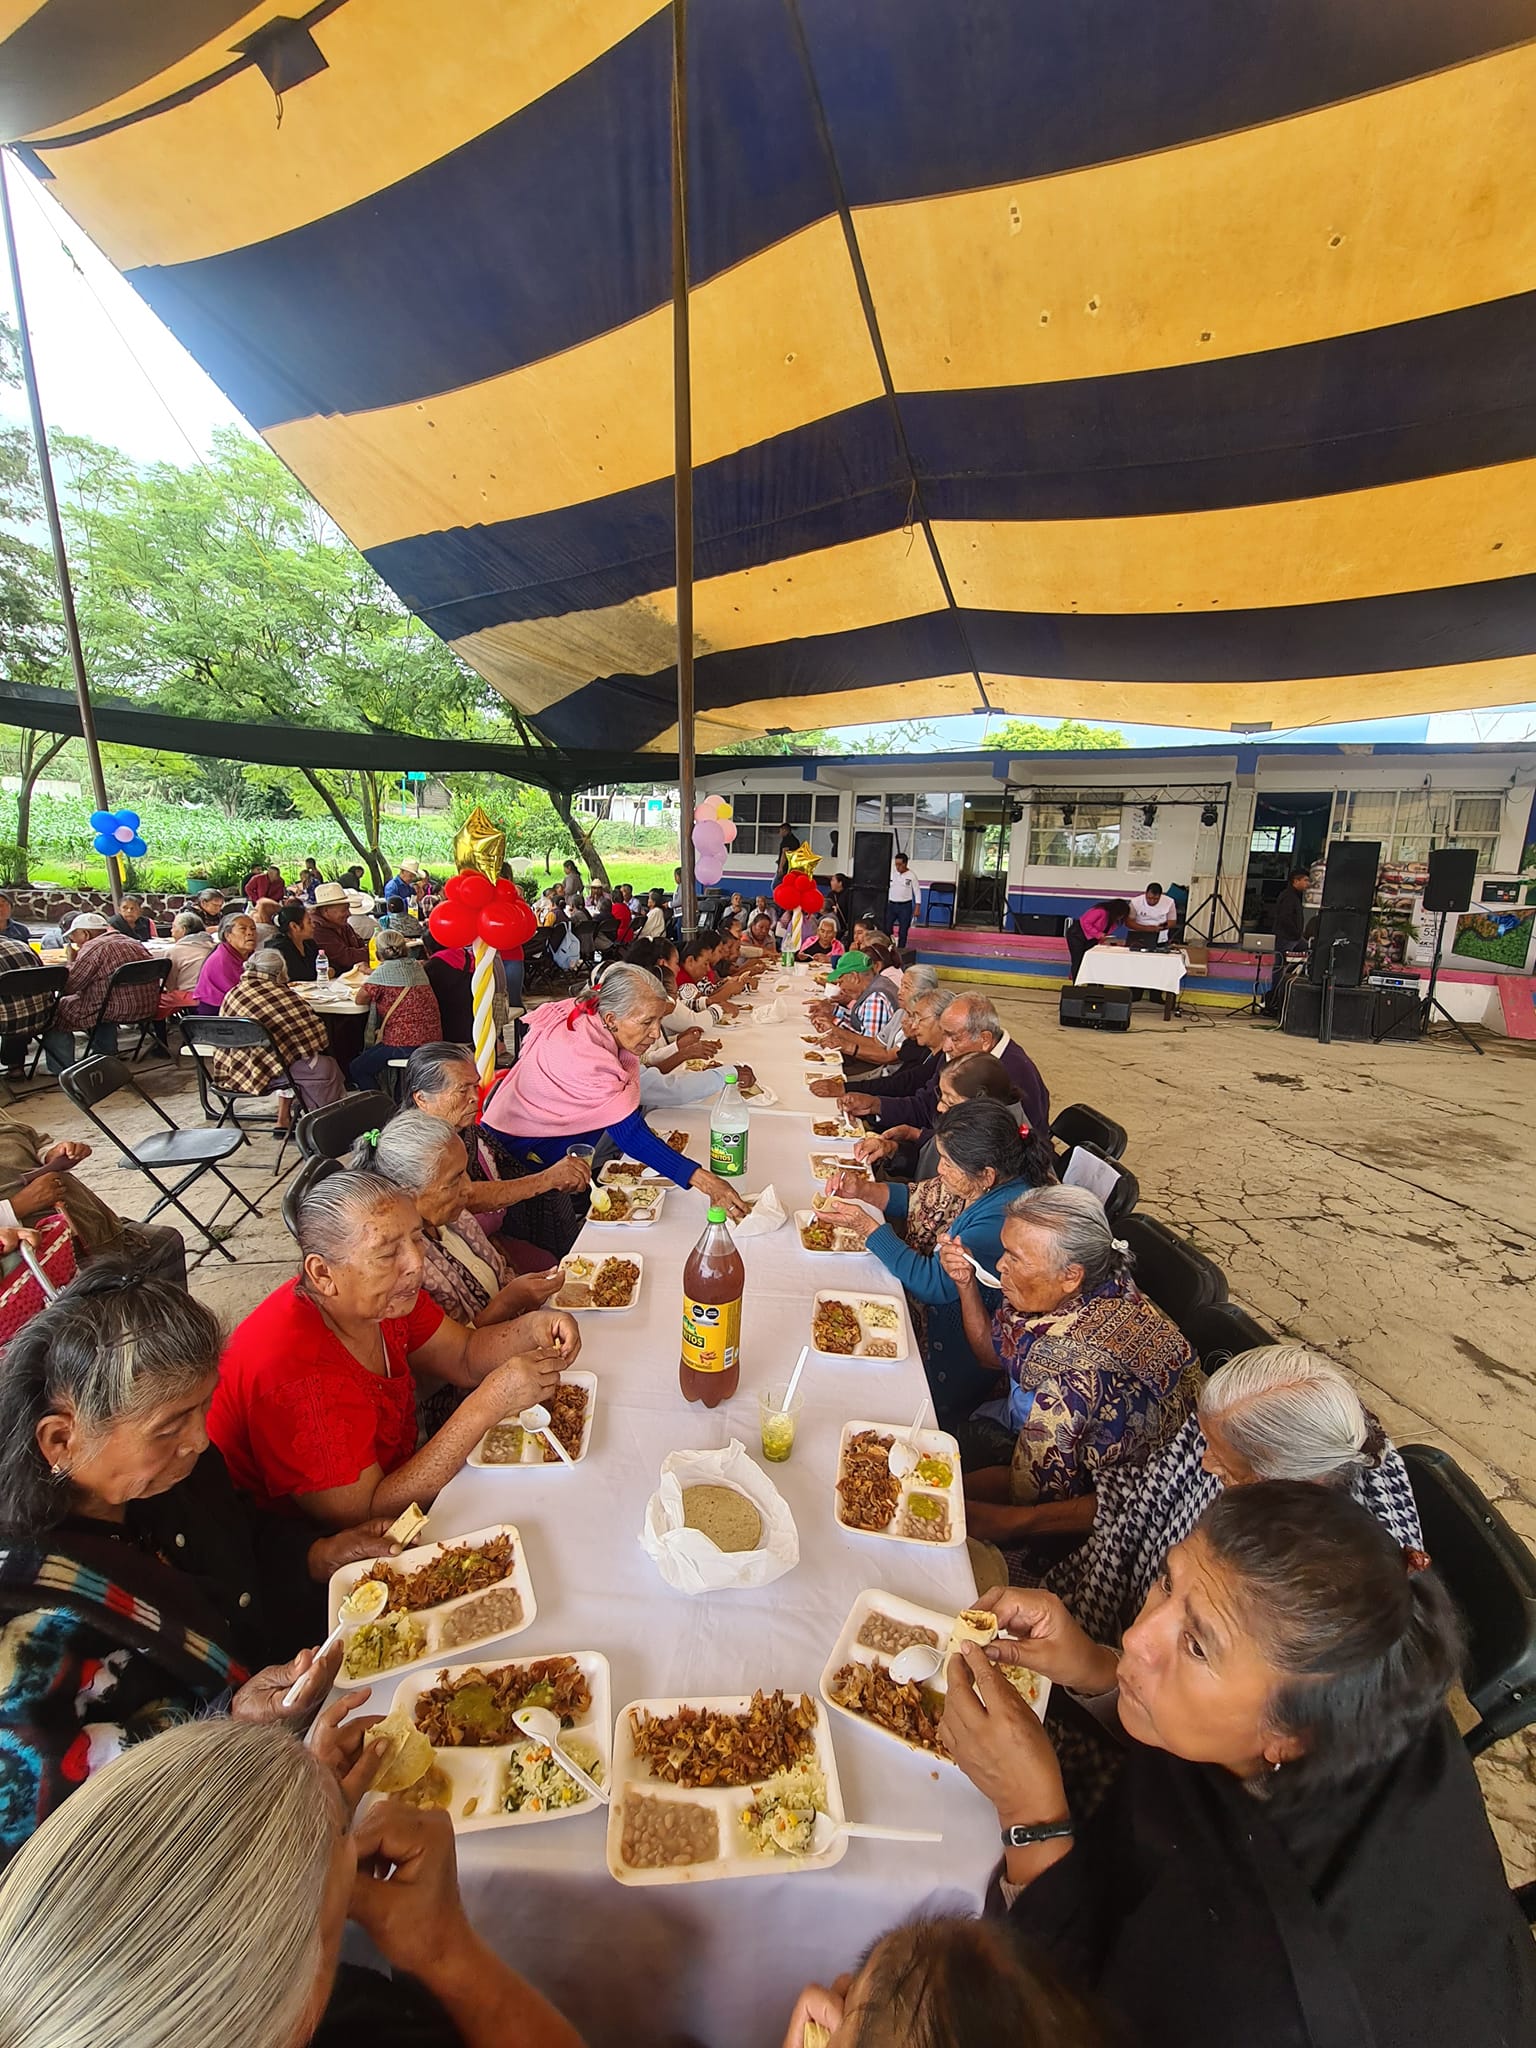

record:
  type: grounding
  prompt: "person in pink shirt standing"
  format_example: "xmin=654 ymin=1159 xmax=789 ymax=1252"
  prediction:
xmin=1065 ymin=898 xmax=1131 ymax=982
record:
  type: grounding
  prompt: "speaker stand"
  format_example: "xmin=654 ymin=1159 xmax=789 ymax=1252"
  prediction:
xmin=1221 ymin=943 xmax=1269 ymax=1021
xmin=1375 ymin=908 xmax=1483 ymax=1055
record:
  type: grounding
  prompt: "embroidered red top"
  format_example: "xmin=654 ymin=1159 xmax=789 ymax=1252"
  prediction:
xmin=209 ymin=1279 xmax=444 ymax=1508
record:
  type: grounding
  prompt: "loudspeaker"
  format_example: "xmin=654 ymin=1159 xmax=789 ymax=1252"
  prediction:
xmin=848 ymin=883 xmax=890 ymax=928
xmin=1281 ymin=980 xmax=1381 ymax=1041
xmin=1309 ymin=907 xmax=1370 ymax=987
xmin=1423 ymin=847 xmax=1478 ymax=914
xmin=1059 ymin=984 xmax=1133 ymax=1031
xmin=852 ymin=830 xmax=894 ymax=890
xmin=1321 ymin=839 xmax=1380 ymax=911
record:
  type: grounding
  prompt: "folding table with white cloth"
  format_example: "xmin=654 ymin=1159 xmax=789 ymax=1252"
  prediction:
xmin=1075 ymin=942 xmax=1188 ymax=1018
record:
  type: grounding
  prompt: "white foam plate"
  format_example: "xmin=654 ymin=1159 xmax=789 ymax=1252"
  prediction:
xmin=807 ymin=1121 xmax=863 ymax=1144
xmin=467 ymin=1371 xmax=598 ymax=1467
xmin=810 ymin=1290 xmax=910 ymax=1363
xmin=736 ymin=1081 xmax=779 ymax=1107
xmin=587 ymin=1184 xmax=666 ymax=1226
xmin=819 ymin=1590 xmax=1050 ymax=1766
xmin=555 ymin=1252 xmax=644 ymax=1311
xmin=807 ymin=1151 xmax=860 ymax=1180
xmin=606 ymin=1693 xmax=848 ymax=1885
xmin=597 ymin=1157 xmax=667 ymax=1185
xmin=793 ymin=1211 xmax=870 ymax=1255
xmin=379 ymin=1651 xmax=612 ymax=1832
xmin=328 ymin=1522 xmax=536 ymax=1684
xmin=834 ymin=1420 xmax=966 ymax=1548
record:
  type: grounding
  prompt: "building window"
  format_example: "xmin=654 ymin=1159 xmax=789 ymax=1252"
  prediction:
xmin=1329 ymin=788 xmax=1504 ymax=869
xmin=849 ymin=792 xmax=962 ymax=862
xmin=1250 ymin=825 xmax=1296 ymax=854
xmin=725 ymin=790 xmax=841 ymax=858
xmin=1027 ymin=792 xmax=1124 ymax=869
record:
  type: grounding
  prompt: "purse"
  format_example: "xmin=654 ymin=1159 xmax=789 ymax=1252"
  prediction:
xmin=0 ymin=1211 xmax=76 ymax=1349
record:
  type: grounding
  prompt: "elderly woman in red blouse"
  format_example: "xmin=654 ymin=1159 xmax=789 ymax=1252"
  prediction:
xmin=208 ymin=1170 xmax=579 ymax=1528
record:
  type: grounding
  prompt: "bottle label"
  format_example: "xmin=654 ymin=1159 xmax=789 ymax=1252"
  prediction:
xmin=710 ymin=1126 xmax=747 ymax=1177
xmin=682 ymin=1295 xmax=742 ymax=1375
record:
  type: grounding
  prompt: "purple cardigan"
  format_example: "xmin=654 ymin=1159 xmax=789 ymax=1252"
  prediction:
xmin=193 ymin=941 xmax=244 ymax=1015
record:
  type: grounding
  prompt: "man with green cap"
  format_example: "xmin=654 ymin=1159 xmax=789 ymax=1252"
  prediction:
xmin=818 ymin=949 xmax=898 ymax=1048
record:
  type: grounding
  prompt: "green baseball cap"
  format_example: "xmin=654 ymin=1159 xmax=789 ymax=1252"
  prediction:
xmin=826 ymin=950 xmax=871 ymax=980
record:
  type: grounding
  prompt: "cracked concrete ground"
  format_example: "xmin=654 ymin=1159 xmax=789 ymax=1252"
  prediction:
xmin=10 ymin=997 xmax=1535 ymax=1880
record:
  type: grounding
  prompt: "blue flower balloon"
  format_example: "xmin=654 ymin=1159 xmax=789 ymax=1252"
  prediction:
xmin=91 ymin=808 xmax=147 ymax=860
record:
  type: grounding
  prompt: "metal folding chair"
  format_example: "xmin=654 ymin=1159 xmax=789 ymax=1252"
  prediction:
xmin=282 ymin=1152 xmax=340 ymax=1241
xmin=57 ymin=1054 xmax=260 ymax=1262
xmin=0 ymin=963 xmax=70 ymax=1084
xmin=1061 ymin=1142 xmax=1139 ymax=1225
xmin=178 ymin=1016 xmax=303 ymax=1180
xmin=296 ymin=1090 xmax=395 ymax=1160
xmin=1179 ymin=1300 xmax=1276 ymax=1374
xmin=82 ymin=957 xmax=172 ymax=1062
xmin=1120 ymin=1213 xmax=1228 ymax=1329
xmin=1050 ymin=1101 xmax=1129 ymax=1165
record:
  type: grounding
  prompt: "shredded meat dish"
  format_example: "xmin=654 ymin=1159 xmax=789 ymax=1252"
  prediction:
xmin=837 ymin=1430 xmax=899 ymax=1530
xmin=800 ymin=1218 xmax=835 ymax=1251
xmin=414 ymin=1656 xmax=592 ymax=1745
xmin=604 ymin=1160 xmax=645 ymax=1180
xmin=813 ymin=1298 xmax=863 ymax=1353
xmin=542 ymin=1381 xmax=590 ymax=1459
xmin=362 ymin=1534 xmax=516 ymax=1613
xmin=627 ymin=1691 xmax=817 ymax=1787
xmin=592 ymin=1257 xmax=640 ymax=1308
xmin=828 ymin=1661 xmax=944 ymax=1754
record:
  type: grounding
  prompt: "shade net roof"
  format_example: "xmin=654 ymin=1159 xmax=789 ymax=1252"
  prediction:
xmin=6 ymin=1 xmax=1536 ymax=754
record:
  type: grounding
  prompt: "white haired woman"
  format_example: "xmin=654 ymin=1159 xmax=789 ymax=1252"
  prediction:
xmin=0 ymin=1718 xmax=586 ymax=2048
xmin=480 ymin=964 xmax=747 ymax=1218
xmin=349 ymin=926 xmax=442 ymax=1089
xmin=1035 ymin=1345 xmax=1421 ymax=1639
xmin=216 ymin=947 xmax=347 ymax=1119
xmin=938 ymin=1186 xmax=1200 ymax=1549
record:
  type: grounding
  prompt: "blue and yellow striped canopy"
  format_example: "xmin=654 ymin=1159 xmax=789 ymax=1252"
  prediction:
xmin=6 ymin=1 xmax=1536 ymax=751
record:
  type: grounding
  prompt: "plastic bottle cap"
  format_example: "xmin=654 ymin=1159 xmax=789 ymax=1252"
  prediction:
xmin=722 ymin=1068 xmax=737 ymax=1083
xmin=706 ymin=1205 xmax=728 ymax=1222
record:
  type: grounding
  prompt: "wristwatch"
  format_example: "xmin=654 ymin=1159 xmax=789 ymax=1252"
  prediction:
xmin=1000 ymin=1818 xmax=1074 ymax=1849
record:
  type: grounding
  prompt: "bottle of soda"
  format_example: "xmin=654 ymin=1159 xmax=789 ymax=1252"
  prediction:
xmin=709 ymin=1069 xmax=749 ymax=1179
xmin=680 ymin=1206 xmax=744 ymax=1406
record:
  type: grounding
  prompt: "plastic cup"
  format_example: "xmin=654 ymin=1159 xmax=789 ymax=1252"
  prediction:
xmin=566 ymin=1144 xmax=596 ymax=1167
xmin=757 ymin=1386 xmax=804 ymax=1463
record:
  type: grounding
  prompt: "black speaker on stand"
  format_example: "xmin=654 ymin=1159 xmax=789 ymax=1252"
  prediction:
xmin=1376 ymin=847 xmax=1483 ymax=1055
xmin=850 ymin=830 xmax=895 ymax=932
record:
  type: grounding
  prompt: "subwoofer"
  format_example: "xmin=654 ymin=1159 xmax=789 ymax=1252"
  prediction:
xmin=1281 ymin=980 xmax=1381 ymax=1041
xmin=1423 ymin=847 xmax=1478 ymax=914
xmin=851 ymin=830 xmax=894 ymax=889
xmin=1308 ymin=907 xmax=1370 ymax=988
xmin=1320 ymin=839 xmax=1380 ymax=911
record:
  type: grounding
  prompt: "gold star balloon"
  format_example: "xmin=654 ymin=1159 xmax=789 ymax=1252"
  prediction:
xmin=786 ymin=840 xmax=821 ymax=876
xmin=452 ymin=804 xmax=505 ymax=882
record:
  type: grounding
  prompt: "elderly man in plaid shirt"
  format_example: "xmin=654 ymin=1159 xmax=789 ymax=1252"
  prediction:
xmin=0 ymin=932 xmax=52 ymax=1076
xmin=40 ymin=914 xmax=160 ymax=1074
xmin=817 ymin=950 xmax=898 ymax=1048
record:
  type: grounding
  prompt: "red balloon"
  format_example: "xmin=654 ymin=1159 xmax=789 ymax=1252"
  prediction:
xmin=446 ymin=870 xmax=493 ymax=910
xmin=508 ymin=898 xmax=538 ymax=943
xmin=494 ymin=876 xmax=518 ymax=898
xmin=428 ymin=900 xmax=478 ymax=948
xmin=477 ymin=901 xmax=528 ymax=952
xmin=772 ymin=878 xmax=799 ymax=909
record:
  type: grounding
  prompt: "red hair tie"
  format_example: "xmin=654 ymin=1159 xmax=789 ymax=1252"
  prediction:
xmin=1402 ymin=1547 xmax=1431 ymax=1575
xmin=566 ymin=994 xmax=601 ymax=1029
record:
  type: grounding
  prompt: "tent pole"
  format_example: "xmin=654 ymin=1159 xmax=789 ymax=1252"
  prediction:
xmin=0 ymin=150 xmax=120 ymax=908
xmin=670 ymin=0 xmax=697 ymax=924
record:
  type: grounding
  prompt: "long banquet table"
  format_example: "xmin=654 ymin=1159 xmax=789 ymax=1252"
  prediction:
xmin=386 ymin=971 xmax=1000 ymax=2048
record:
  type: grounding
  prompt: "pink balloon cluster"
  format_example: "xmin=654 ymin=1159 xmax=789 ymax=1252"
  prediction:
xmin=691 ymin=794 xmax=736 ymax=888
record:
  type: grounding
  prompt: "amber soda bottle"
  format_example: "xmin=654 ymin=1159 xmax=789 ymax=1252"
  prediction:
xmin=679 ymin=1205 xmax=744 ymax=1406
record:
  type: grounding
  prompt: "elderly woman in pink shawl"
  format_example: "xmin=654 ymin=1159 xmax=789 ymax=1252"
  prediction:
xmin=480 ymin=964 xmax=747 ymax=1218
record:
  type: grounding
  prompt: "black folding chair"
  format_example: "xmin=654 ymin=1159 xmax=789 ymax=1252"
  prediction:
xmin=83 ymin=957 xmax=171 ymax=1062
xmin=296 ymin=1090 xmax=395 ymax=1160
xmin=58 ymin=1054 xmax=260 ymax=1262
xmin=1400 ymin=1443 xmax=1536 ymax=1757
xmin=0 ymin=963 xmax=69 ymax=1084
xmin=1050 ymin=1101 xmax=1128 ymax=1165
xmin=179 ymin=1017 xmax=302 ymax=1180
xmin=1120 ymin=1213 xmax=1228 ymax=1329
xmin=1179 ymin=1300 xmax=1276 ymax=1374
xmin=282 ymin=1153 xmax=340 ymax=1241
xmin=1061 ymin=1142 xmax=1139 ymax=1226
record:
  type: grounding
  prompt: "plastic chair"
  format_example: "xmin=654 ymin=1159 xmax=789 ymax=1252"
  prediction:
xmin=920 ymin=881 xmax=956 ymax=929
xmin=1400 ymin=1443 xmax=1536 ymax=1757
xmin=179 ymin=1016 xmax=301 ymax=1179
xmin=282 ymin=1152 xmax=340 ymax=1240
xmin=58 ymin=1055 xmax=260 ymax=1262
xmin=1050 ymin=1101 xmax=1128 ymax=1163
xmin=1061 ymin=1143 xmax=1139 ymax=1226
xmin=82 ymin=957 xmax=171 ymax=1061
xmin=1120 ymin=1214 xmax=1228 ymax=1329
xmin=296 ymin=1090 xmax=395 ymax=1160
xmin=1180 ymin=1300 xmax=1276 ymax=1374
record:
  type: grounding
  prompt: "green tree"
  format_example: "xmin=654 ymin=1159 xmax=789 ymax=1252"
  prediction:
xmin=54 ymin=429 xmax=496 ymax=887
xmin=717 ymin=727 xmax=836 ymax=756
xmin=984 ymin=717 xmax=1125 ymax=751
xmin=502 ymin=784 xmax=575 ymax=874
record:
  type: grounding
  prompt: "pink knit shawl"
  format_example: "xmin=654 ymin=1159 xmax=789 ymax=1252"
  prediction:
xmin=482 ymin=996 xmax=637 ymax=1138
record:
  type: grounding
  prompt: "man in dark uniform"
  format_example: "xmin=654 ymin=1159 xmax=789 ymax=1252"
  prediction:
xmin=1268 ymin=868 xmax=1312 ymax=1012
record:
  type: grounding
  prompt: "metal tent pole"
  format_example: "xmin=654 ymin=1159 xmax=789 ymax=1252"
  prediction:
xmin=0 ymin=150 xmax=120 ymax=907
xmin=670 ymin=0 xmax=697 ymax=926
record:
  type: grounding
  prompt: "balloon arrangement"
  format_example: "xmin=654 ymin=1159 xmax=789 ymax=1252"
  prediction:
xmin=772 ymin=841 xmax=824 ymax=954
xmin=90 ymin=808 xmax=147 ymax=861
xmin=427 ymin=869 xmax=537 ymax=954
xmin=691 ymin=794 xmax=736 ymax=889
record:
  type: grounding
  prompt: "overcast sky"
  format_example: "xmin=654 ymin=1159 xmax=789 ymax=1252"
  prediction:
xmin=4 ymin=157 xmax=1532 ymax=750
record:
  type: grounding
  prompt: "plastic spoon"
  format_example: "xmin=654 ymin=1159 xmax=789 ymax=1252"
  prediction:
xmin=960 ymin=1248 xmax=1002 ymax=1289
xmin=519 ymin=1404 xmax=574 ymax=1465
xmin=887 ymin=1644 xmax=944 ymax=1686
xmin=511 ymin=1706 xmax=609 ymax=1804
xmin=887 ymin=1396 xmax=930 ymax=1483
xmin=283 ymin=1577 xmax=388 ymax=1708
xmin=809 ymin=1811 xmax=942 ymax=1851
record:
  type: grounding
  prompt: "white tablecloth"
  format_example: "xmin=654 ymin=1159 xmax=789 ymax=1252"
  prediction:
xmin=410 ymin=972 xmax=996 ymax=2048
xmin=1076 ymin=942 xmax=1187 ymax=994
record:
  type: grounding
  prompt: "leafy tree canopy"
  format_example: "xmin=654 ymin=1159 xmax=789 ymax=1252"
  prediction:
xmin=984 ymin=717 xmax=1125 ymax=751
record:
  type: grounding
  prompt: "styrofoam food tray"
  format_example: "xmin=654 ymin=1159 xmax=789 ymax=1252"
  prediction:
xmin=329 ymin=1522 xmax=535 ymax=1684
xmin=587 ymin=1183 xmax=666 ymax=1226
xmin=597 ymin=1157 xmax=667 ymax=1185
xmin=793 ymin=1210 xmax=869 ymax=1255
xmin=819 ymin=1589 xmax=1050 ymax=1765
xmin=555 ymin=1252 xmax=644 ymax=1311
xmin=811 ymin=1289 xmax=910 ymax=1363
xmin=381 ymin=1650 xmax=611 ymax=1832
xmin=834 ymin=1420 xmax=966 ymax=1548
xmin=736 ymin=1081 xmax=779 ymax=1106
xmin=468 ymin=1371 xmax=598 ymax=1467
xmin=606 ymin=1693 xmax=848 ymax=1885
xmin=808 ymin=1151 xmax=860 ymax=1180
